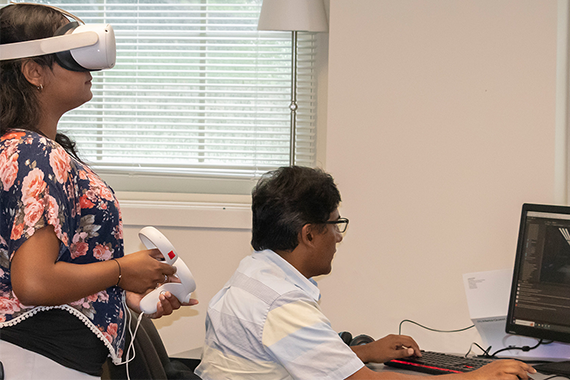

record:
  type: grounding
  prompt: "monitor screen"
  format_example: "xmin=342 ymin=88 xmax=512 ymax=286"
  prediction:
xmin=506 ymin=203 xmax=570 ymax=345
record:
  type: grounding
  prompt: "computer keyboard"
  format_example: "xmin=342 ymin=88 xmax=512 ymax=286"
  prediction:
xmin=384 ymin=350 xmax=494 ymax=375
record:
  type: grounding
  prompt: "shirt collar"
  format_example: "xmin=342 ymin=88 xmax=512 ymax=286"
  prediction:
xmin=254 ymin=249 xmax=321 ymax=302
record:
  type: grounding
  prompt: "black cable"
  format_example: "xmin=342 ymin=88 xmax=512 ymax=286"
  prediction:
xmin=398 ymin=319 xmax=475 ymax=335
xmin=465 ymin=342 xmax=492 ymax=358
xmin=487 ymin=339 xmax=544 ymax=357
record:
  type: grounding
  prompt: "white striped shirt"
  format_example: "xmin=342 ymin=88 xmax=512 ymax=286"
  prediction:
xmin=195 ymin=249 xmax=364 ymax=380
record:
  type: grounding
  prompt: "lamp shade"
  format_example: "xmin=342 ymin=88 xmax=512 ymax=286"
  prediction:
xmin=257 ymin=0 xmax=328 ymax=32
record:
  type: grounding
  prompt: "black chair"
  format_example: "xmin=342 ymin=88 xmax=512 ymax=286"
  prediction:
xmin=102 ymin=310 xmax=200 ymax=380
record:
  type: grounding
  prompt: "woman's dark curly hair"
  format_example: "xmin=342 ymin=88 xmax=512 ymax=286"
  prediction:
xmin=251 ymin=166 xmax=341 ymax=252
xmin=1 ymin=3 xmax=80 ymax=159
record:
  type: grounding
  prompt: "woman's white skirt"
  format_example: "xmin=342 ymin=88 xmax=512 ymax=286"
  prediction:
xmin=0 ymin=340 xmax=100 ymax=380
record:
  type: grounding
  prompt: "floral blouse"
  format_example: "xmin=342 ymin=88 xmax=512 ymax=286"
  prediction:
xmin=0 ymin=130 xmax=126 ymax=364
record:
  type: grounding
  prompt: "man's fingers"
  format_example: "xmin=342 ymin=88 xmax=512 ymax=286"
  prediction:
xmin=394 ymin=346 xmax=415 ymax=358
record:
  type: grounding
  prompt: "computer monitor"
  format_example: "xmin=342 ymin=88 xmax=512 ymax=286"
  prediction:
xmin=506 ymin=203 xmax=570 ymax=375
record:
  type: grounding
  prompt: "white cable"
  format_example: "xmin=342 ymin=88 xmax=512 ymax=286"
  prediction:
xmin=114 ymin=293 xmax=144 ymax=380
xmin=125 ymin=313 xmax=144 ymax=380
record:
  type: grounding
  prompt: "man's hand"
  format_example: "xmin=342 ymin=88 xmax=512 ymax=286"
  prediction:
xmin=464 ymin=360 xmax=536 ymax=380
xmin=351 ymin=334 xmax=421 ymax=364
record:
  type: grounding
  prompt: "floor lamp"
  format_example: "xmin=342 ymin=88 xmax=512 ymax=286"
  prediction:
xmin=257 ymin=0 xmax=328 ymax=166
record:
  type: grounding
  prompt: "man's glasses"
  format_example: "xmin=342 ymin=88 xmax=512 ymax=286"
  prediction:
xmin=323 ymin=217 xmax=349 ymax=233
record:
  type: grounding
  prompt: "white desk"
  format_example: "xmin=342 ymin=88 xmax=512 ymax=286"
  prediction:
xmin=173 ymin=348 xmax=554 ymax=379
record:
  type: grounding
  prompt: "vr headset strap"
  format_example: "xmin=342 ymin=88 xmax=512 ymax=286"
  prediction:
xmin=0 ymin=32 xmax=98 ymax=61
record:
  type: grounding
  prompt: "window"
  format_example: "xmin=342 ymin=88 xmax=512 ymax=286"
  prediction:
xmin=21 ymin=0 xmax=321 ymax=195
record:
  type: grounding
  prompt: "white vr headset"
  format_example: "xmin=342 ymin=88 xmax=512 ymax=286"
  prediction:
xmin=0 ymin=21 xmax=116 ymax=72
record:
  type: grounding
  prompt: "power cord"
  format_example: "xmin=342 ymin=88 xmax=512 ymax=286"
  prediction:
xmin=398 ymin=319 xmax=475 ymax=336
xmin=398 ymin=319 xmax=476 ymax=358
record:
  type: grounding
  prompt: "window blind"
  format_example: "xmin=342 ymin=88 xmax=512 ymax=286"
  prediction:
xmin=20 ymin=0 xmax=319 ymax=191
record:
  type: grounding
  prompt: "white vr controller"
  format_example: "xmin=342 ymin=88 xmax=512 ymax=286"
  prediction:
xmin=138 ymin=226 xmax=196 ymax=314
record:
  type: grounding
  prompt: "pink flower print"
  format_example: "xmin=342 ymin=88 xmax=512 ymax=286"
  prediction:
xmin=98 ymin=291 xmax=109 ymax=303
xmin=70 ymin=232 xmax=89 ymax=258
xmin=87 ymin=170 xmax=106 ymax=190
xmin=23 ymin=198 xmax=44 ymax=228
xmin=0 ymin=296 xmax=22 ymax=314
xmin=0 ymin=131 xmax=25 ymax=142
xmin=87 ymin=294 xmax=99 ymax=303
xmin=85 ymin=189 xmax=98 ymax=202
xmin=70 ymin=297 xmax=90 ymax=309
xmin=0 ymin=149 xmax=19 ymax=191
xmin=112 ymin=225 xmax=123 ymax=240
xmin=49 ymin=147 xmax=71 ymax=184
xmin=21 ymin=168 xmax=46 ymax=205
xmin=103 ymin=331 xmax=113 ymax=343
xmin=46 ymin=195 xmax=63 ymax=237
xmin=11 ymin=222 xmax=24 ymax=240
xmin=107 ymin=323 xmax=118 ymax=338
xmin=72 ymin=232 xmax=87 ymax=244
xmin=93 ymin=244 xmax=113 ymax=261
xmin=99 ymin=186 xmax=114 ymax=201
xmin=79 ymin=170 xmax=88 ymax=180
xmin=0 ymin=147 xmax=8 ymax=167
xmin=71 ymin=241 xmax=88 ymax=259
xmin=60 ymin=232 xmax=69 ymax=246
xmin=46 ymin=195 xmax=59 ymax=223
xmin=80 ymin=194 xmax=95 ymax=209
xmin=70 ymin=241 xmax=89 ymax=259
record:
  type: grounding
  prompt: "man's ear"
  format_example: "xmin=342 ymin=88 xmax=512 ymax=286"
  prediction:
xmin=300 ymin=224 xmax=314 ymax=246
xmin=21 ymin=59 xmax=46 ymax=88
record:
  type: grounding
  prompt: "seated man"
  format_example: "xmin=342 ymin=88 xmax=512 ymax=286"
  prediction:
xmin=195 ymin=166 xmax=536 ymax=379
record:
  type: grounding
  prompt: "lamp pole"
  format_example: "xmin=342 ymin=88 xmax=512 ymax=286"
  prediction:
xmin=289 ymin=30 xmax=298 ymax=167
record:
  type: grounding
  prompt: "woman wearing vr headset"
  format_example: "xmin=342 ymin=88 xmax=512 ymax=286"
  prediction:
xmin=0 ymin=3 xmax=198 ymax=379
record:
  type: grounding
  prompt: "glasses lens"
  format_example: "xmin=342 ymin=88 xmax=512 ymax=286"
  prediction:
xmin=324 ymin=218 xmax=348 ymax=233
xmin=335 ymin=219 xmax=348 ymax=233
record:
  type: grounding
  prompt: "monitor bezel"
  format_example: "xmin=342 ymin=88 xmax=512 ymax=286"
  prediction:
xmin=505 ymin=203 xmax=570 ymax=345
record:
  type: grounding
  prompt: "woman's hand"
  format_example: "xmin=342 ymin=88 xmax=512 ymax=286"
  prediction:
xmin=116 ymin=249 xmax=178 ymax=294
xmin=126 ymin=290 xmax=198 ymax=319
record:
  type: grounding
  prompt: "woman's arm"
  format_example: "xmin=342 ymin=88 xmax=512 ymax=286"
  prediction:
xmin=11 ymin=225 xmax=176 ymax=306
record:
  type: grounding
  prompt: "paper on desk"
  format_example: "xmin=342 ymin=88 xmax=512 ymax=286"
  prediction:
xmin=462 ymin=268 xmax=512 ymax=320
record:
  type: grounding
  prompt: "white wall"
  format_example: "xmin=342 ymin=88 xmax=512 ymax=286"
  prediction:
xmin=120 ymin=0 xmax=566 ymax=358
xmin=322 ymin=0 xmax=561 ymax=354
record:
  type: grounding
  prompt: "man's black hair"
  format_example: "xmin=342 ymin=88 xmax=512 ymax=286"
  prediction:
xmin=251 ymin=166 xmax=341 ymax=252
